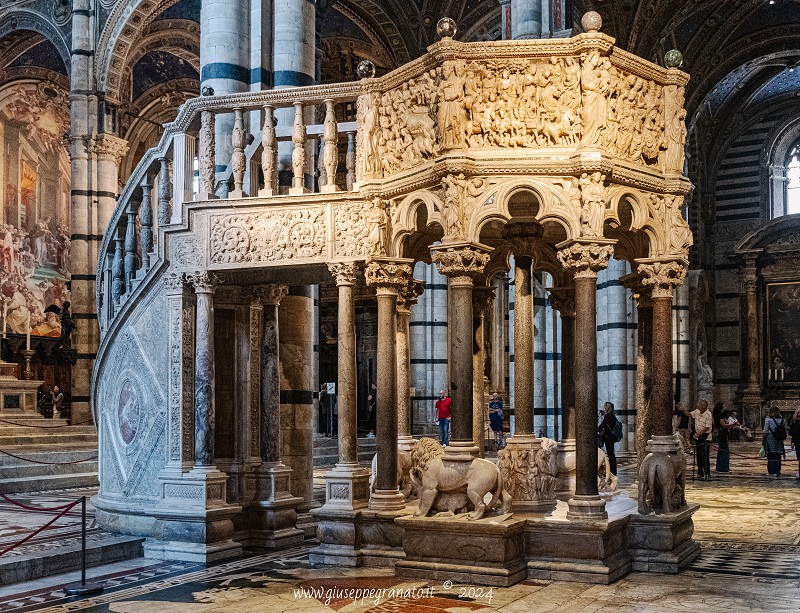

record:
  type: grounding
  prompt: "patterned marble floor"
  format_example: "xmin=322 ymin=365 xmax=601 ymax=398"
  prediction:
xmin=0 ymin=441 xmax=797 ymax=612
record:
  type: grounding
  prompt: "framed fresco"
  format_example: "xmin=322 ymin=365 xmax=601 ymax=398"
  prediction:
xmin=766 ymin=281 xmax=800 ymax=384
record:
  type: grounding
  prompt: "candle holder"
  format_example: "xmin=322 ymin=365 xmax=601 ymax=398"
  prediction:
xmin=21 ymin=349 xmax=35 ymax=380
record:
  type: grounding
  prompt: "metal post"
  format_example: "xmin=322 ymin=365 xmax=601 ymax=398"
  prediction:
xmin=63 ymin=496 xmax=104 ymax=596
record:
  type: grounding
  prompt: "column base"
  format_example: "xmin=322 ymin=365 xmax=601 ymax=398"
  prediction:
xmin=628 ymin=503 xmax=700 ymax=573
xmin=244 ymin=462 xmax=304 ymax=549
xmin=257 ymin=187 xmax=276 ymax=197
xmin=397 ymin=436 xmax=416 ymax=453
xmin=195 ymin=191 xmax=217 ymax=201
xmin=309 ymin=507 xmax=363 ymax=567
xmin=442 ymin=440 xmax=479 ymax=462
xmin=368 ymin=488 xmax=407 ymax=511
xmin=321 ymin=463 xmax=371 ymax=511
xmin=320 ymin=184 xmax=340 ymax=194
xmin=288 ymin=186 xmax=309 ymax=195
xmin=566 ymin=495 xmax=608 ymax=521
xmin=555 ymin=439 xmax=576 ymax=501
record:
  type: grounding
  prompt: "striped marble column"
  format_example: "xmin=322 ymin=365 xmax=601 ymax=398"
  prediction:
xmin=533 ymin=273 xmax=549 ymax=437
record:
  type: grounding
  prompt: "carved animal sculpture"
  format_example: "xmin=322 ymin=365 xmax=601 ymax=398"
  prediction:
xmin=553 ymin=439 xmax=618 ymax=493
xmin=410 ymin=437 xmax=512 ymax=519
xmin=638 ymin=444 xmax=687 ymax=514
xmin=370 ymin=450 xmax=414 ymax=499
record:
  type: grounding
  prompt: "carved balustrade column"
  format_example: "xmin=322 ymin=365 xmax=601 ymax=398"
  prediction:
xmin=431 ymin=243 xmax=492 ymax=461
xmin=637 ymin=260 xmax=688 ymax=439
xmin=548 ymin=285 xmax=576 ymax=440
xmin=140 ymin=175 xmax=154 ymax=271
xmin=157 ymin=157 xmax=172 ymax=227
xmin=111 ymin=228 xmax=125 ymax=307
xmin=123 ymin=194 xmax=139 ymax=290
xmin=397 ymin=278 xmax=425 ymax=451
xmin=345 ymin=131 xmax=356 ymax=191
xmin=190 ymin=271 xmax=218 ymax=468
xmin=197 ymin=111 xmax=217 ymax=201
xmin=557 ymin=240 xmax=615 ymax=520
xmin=259 ymin=105 xmax=277 ymax=197
xmin=317 ymin=137 xmax=327 ymax=189
xmin=229 ymin=108 xmax=247 ymax=198
xmin=289 ymin=102 xmax=307 ymax=195
xmin=472 ymin=285 xmax=495 ymax=458
xmin=321 ymin=99 xmax=339 ymax=193
xmin=365 ymin=257 xmax=413 ymax=510
xmin=621 ymin=273 xmax=653 ymax=468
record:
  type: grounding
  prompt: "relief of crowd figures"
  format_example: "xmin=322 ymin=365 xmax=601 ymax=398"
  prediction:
xmin=0 ymin=220 xmax=70 ymax=336
xmin=361 ymin=51 xmax=686 ymax=179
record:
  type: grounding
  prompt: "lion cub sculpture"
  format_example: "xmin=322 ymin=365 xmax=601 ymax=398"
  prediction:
xmin=409 ymin=437 xmax=512 ymax=519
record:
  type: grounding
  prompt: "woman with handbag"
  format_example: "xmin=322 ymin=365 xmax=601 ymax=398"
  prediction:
xmin=763 ymin=405 xmax=787 ymax=478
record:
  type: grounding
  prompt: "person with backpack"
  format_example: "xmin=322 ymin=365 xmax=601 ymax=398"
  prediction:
xmin=790 ymin=407 xmax=800 ymax=481
xmin=597 ymin=401 xmax=621 ymax=475
xmin=764 ymin=405 xmax=787 ymax=478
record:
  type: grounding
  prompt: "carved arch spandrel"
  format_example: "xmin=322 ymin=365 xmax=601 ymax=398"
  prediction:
xmin=390 ymin=189 xmax=445 ymax=257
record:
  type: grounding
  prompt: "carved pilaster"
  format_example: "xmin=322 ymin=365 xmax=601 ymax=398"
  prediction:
xmin=556 ymin=239 xmax=615 ymax=279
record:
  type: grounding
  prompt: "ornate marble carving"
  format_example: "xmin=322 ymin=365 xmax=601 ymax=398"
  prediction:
xmin=231 ymin=108 xmax=246 ymax=194
xmin=578 ymin=172 xmax=607 ymax=237
xmin=261 ymin=105 xmax=277 ymax=194
xmin=356 ymin=92 xmax=380 ymax=179
xmin=198 ymin=111 xmax=215 ymax=197
xmin=364 ymin=258 xmax=412 ymax=289
xmin=328 ymin=262 xmax=362 ymax=286
xmin=170 ymin=236 xmax=205 ymax=268
xmin=157 ymin=157 xmax=173 ymax=225
xmin=440 ymin=174 xmax=489 ymax=242
xmin=497 ymin=438 xmax=559 ymax=504
xmin=556 ymin=242 xmax=614 ymax=278
xmin=397 ymin=278 xmax=425 ymax=312
xmin=332 ymin=203 xmax=371 ymax=258
xmin=410 ymin=438 xmax=511 ymax=519
xmin=323 ymin=100 xmax=338 ymax=187
xmin=366 ymin=198 xmax=389 ymax=257
xmin=250 ymin=284 xmax=288 ymax=306
xmin=637 ymin=259 xmax=687 ymax=298
xmin=189 ymin=270 xmax=218 ymax=292
xmin=291 ymin=102 xmax=306 ymax=189
xmin=663 ymin=85 xmax=687 ymax=173
xmin=638 ymin=444 xmax=687 ymax=514
xmin=430 ymin=244 xmax=491 ymax=278
xmin=118 ymin=380 xmax=140 ymax=445
xmin=209 ymin=209 xmax=325 ymax=264
xmin=547 ymin=287 xmax=575 ymax=317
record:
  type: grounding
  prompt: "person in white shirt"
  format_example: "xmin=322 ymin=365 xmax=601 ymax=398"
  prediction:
xmin=683 ymin=399 xmax=712 ymax=480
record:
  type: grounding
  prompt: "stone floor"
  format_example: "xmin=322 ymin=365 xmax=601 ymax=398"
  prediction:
xmin=0 ymin=440 xmax=797 ymax=612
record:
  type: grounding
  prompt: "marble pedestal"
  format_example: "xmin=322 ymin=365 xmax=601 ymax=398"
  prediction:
xmin=143 ymin=468 xmax=243 ymax=562
xmin=502 ymin=437 xmax=557 ymax=513
xmin=628 ymin=503 xmax=700 ymax=573
xmin=395 ymin=515 xmax=528 ymax=587
xmin=555 ymin=439 xmax=576 ymax=501
xmin=243 ymin=464 xmax=304 ymax=549
xmin=525 ymin=516 xmax=630 ymax=584
xmin=358 ymin=506 xmax=410 ymax=566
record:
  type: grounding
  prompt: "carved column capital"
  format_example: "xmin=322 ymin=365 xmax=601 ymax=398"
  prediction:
xmin=365 ymin=257 xmax=413 ymax=293
xmin=472 ymin=285 xmax=495 ymax=314
xmin=556 ymin=239 xmax=615 ymax=279
xmin=430 ymin=242 xmax=492 ymax=283
xmin=86 ymin=133 xmax=129 ymax=164
xmin=635 ymin=258 xmax=687 ymax=298
xmin=189 ymin=271 xmax=219 ymax=294
xmin=328 ymin=262 xmax=363 ymax=287
xmin=250 ymin=284 xmax=288 ymax=306
xmin=620 ymin=272 xmax=653 ymax=307
xmin=502 ymin=222 xmax=543 ymax=261
xmin=547 ymin=286 xmax=575 ymax=317
xmin=397 ymin=278 xmax=425 ymax=313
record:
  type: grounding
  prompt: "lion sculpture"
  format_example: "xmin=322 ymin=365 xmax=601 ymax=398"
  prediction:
xmin=638 ymin=442 xmax=687 ymax=514
xmin=410 ymin=437 xmax=512 ymax=519
xmin=370 ymin=450 xmax=414 ymax=499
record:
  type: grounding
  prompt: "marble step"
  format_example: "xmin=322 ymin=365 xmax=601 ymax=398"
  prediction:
xmin=0 ymin=471 xmax=99 ymax=493
xmin=0 ymin=460 xmax=98 ymax=479
xmin=0 ymin=417 xmax=71 ymax=427
xmin=0 ymin=447 xmax=97 ymax=464
xmin=0 ymin=531 xmax=143 ymax=587
xmin=0 ymin=432 xmax=98 ymax=446
xmin=312 ymin=437 xmax=377 ymax=467
xmin=0 ymin=426 xmax=97 ymax=438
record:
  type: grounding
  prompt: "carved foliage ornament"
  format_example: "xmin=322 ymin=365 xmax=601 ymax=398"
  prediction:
xmin=431 ymin=246 xmax=491 ymax=278
xmin=637 ymin=260 xmax=687 ymax=297
xmin=364 ymin=260 xmax=412 ymax=289
xmin=557 ymin=243 xmax=613 ymax=278
xmin=210 ymin=209 xmax=325 ymax=264
xmin=250 ymin=284 xmax=288 ymax=306
xmin=328 ymin=262 xmax=362 ymax=286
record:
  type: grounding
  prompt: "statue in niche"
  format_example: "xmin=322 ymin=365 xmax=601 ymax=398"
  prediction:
xmin=666 ymin=195 xmax=692 ymax=254
xmin=360 ymin=93 xmax=380 ymax=176
xmin=441 ymin=174 xmax=466 ymax=240
xmin=59 ymin=301 xmax=75 ymax=350
xmin=366 ymin=197 xmax=388 ymax=256
xmin=664 ymin=86 xmax=687 ymax=172
xmin=579 ymin=52 xmax=610 ymax=148
xmin=438 ymin=60 xmax=467 ymax=149
xmin=579 ymin=172 xmax=606 ymax=237
xmin=697 ymin=338 xmax=713 ymax=388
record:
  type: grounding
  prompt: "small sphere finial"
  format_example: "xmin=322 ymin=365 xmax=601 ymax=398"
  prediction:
xmin=664 ymin=49 xmax=684 ymax=69
xmin=437 ymin=17 xmax=457 ymax=39
xmin=356 ymin=60 xmax=376 ymax=79
xmin=581 ymin=11 xmax=602 ymax=33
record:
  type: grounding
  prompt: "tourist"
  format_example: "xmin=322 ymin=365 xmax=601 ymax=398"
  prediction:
xmin=686 ymin=399 xmax=712 ymax=480
xmin=597 ymin=401 xmax=617 ymax=475
xmin=763 ymin=405 xmax=786 ymax=478
xmin=488 ymin=392 xmax=504 ymax=448
xmin=675 ymin=401 xmax=691 ymax=452
xmin=715 ymin=407 xmax=739 ymax=473
xmin=435 ymin=390 xmax=451 ymax=446
xmin=366 ymin=382 xmax=377 ymax=438
xmin=790 ymin=407 xmax=800 ymax=481
xmin=51 ymin=385 xmax=63 ymax=420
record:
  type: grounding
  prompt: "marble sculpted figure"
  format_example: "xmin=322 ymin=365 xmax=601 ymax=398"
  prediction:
xmin=497 ymin=438 xmax=559 ymax=503
xmin=638 ymin=441 xmax=687 ymax=514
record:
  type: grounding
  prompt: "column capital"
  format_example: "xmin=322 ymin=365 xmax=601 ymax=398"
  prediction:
xmin=501 ymin=222 xmax=542 ymax=261
xmin=635 ymin=258 xmax=687 ymax=298
xmin=328 ymin=261 xmax=363 ymax=286
xmin=250 ymin=284 xmax=288 ymax=306
xmin=189 ymin=271 xmax=219 ymax=294
xmin=365 ymin=256 xmax=413 ymax=291
xmin=620 ymin=272 xmax=653 ymax=307
xmin=397 ymin=278 xmax=425 ymax=313
xmin=86 ymin=133 xmax=129 ymax=164
xmin=556 ymin=239 xmax=615 ymax=279
xmin=547 ymin=286 xmax=575 ymax=317
xmin=163 ymin=271 xmax=188 ymax=295
xmin=472 ymin=285 xmax=495 ymax=313
xmin=430 ymin=242 xmax=492 ymax=280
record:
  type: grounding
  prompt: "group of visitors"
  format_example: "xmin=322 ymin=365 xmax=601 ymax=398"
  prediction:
xmin=763 ymin=405 xmax=800 ymax=480
xmin=434 ymin=389 xmax=503 ymax=449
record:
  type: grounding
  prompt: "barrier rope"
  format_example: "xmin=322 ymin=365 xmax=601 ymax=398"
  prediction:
xmin=0 ymin=498 xmax=81 ymax=557
xmin=0 ymin=418 xmax=94 ymax=428
xmin=0 ymin=448 xmax=97 ymax=464
xmin=709 ymin=444 xmax=766 ymax=461
xmin=0 ymin=492 xmax=84 ymax=512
